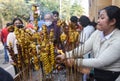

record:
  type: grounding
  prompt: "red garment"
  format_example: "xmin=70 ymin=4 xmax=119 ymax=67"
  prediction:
xmin=0 ymin=29 xmax=1 ymax=42
xmin=1 ymin=27 xmax=9 ymax=44
xmin=26 ymin=23 xmax=34 ymax=29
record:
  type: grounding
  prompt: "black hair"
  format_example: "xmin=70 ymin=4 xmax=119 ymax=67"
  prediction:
xmin=79 ymin=15 xmax=91 ymax=27
xmin=6 ymin=22 xmax=13 ymax=27
xmin=70 ymin=16 xmax=78 ymax=23
xmin=91 ymin=21 xmax=97 ymax=30
xmin=102 ymin=5 xmax=120 ymax=29
xmin=52 ymin=11 xmax=59 ymax=16
xmin=12 ymin=17 xmax=23 ymax=25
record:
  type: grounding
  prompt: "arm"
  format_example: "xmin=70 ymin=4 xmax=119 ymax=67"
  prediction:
xmin=56 ymin=30 xmax=97 ymax=64
xmin=76 ymin=39 xmax=120 ymax=68
xmin=7 ymin=33 xmax=15 ymax=62
xmin=65 ymin=30 xmax=98 ymax=58
xmin=7 ymin=33 xmax=15 ymax=47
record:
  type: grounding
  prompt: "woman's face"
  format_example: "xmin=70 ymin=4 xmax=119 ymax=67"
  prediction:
xmin=97 ymin=10 xmax=110 ymax=31
xmin=14 ymin=20 xmax=22 ymax=26
xmin=97 ymin=10 xmax=115 ymax=33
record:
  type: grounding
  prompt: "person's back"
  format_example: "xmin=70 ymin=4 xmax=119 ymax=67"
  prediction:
xmin=1 ymin=27 xmax=9 ymax=44
xmin=79 ymin=15 xmax=95 ymax=42
xmin=0 ymin=67 xmax=14 ymax=81
xmin=1 ymin=23 xmax=12 ymax=64
xmin=82 ymin=25 xmax=95 ymax=41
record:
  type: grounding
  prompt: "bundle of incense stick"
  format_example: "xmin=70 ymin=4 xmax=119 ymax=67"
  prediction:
xmin=64 ymin=30 xmax=85 ymax=81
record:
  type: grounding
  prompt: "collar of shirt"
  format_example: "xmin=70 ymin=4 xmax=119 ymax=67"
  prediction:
xmin=100 ymin=30 xmax=115 ymax=42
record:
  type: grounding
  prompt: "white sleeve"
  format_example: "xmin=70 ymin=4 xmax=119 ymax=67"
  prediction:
xmin=7 ymin=33 xmax=14 ymax=62
xmin=81 ymin=25 xmax=95 ymax=42
xmin=7 ymin=33 xmax=14 ymax=47
xmin=14 ymin=39 xmax=18 ymax=54
xmin=7 ymin=33 xmax=18 ymax=62
xmin=77 ymin=39 xmax=120 ymax=68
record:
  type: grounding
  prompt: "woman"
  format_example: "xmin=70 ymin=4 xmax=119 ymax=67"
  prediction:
xmin=7 ymin=17 xmax=24 ymax=75
xmin=56 ymin=5 xmax=120 ymax=81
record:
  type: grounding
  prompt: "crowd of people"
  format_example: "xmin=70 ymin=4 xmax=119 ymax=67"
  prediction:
xmin=56 ymin=5 xmax=120 ymax=81
xmin=0 ymin=5 xmax=120 ymax=81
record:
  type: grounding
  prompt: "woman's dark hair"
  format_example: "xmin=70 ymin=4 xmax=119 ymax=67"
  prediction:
xmin=91 ymin=21 xmax=97 ymax=30
xmin=79 ymin=15 xmax=91 ymax=27
xmin=12 ymin=17 xmax=24 ymax=28
xmin=52 ymin=11 xmax=59 ymax=16
xmin=103 ymin=5 xmax=120 ymax=29
xmin=70 ymin=16 xmax=78 ymax=23
xmin=12 ymin=17 xmax=23 ymax=25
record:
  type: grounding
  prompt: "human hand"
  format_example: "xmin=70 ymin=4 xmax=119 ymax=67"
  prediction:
xmin=57 ymin=49 xmax=64 ymax=55
xmin=77 ymin=67 xmax=90 ymax=74
xmin=56 ymin=54 xmax=65 ymax=64
xmin=64 ymin=58 xmax=75 ymax=67
xmin=9 ymin=59 xmax=15 ymax=65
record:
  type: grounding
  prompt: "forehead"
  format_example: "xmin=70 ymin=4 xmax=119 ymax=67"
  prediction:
xmin=14 ymin=20 xmax=22 ymax=24
xmin=44 ymin=14 xmax=52 ymax=19
xmin=53 ymin=14 xmax=58 ymax=17
xmin=99 ymin=10 xmax=107 ymax=16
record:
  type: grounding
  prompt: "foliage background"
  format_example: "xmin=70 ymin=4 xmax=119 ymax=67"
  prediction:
xmin=0 ymin=0 xmax=84 ymax=28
